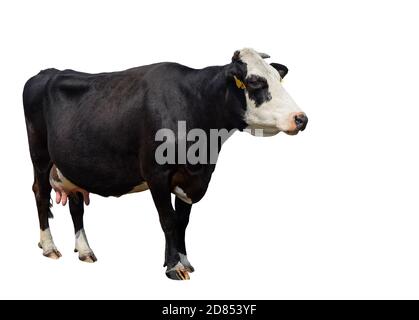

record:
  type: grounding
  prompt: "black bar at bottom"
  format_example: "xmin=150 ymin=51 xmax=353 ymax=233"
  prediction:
xmin=0 ymin=300 xmax=413 ymax=319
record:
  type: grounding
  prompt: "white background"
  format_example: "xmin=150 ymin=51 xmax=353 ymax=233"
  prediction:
xmin=0 ymin=0 xmax=418 ymax=299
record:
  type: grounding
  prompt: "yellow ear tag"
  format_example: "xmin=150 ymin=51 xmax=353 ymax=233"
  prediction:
xmin=234 ymin=76 xmax=246 ymax=90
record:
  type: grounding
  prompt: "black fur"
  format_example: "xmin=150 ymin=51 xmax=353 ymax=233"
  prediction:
xmin=23 ymin=58 xmax=250 ymax=277
xmin=23 ymin=52 xmax=292 ymax=279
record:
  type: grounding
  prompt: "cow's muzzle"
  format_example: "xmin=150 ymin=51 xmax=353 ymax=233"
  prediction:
xmin=285 ymin=112 xmax=308 ymax=135
xmin=295 ymin=112 xmax=308 ymax=131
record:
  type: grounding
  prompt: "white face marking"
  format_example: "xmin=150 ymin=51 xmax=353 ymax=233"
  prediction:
xmin=238 ymin=48 xmax=303 ymax=135
xmin=173 ymin=186 xmax=192 ymax=204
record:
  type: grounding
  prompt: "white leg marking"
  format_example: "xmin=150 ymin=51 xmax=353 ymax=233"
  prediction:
xmin=166 ymin=261 xmax=191 ymax=280
xmin=167 ymin=261 xmax=186 ymax=272
xmin=173 ymin=186 xmax=192 ymax=204
xmin=75 ymin=228 xmax=96 ymax=263
xmin=179 ymin=253 xmax=194 ymax=272
xmin=39 ymin=228 xmax=61 ymax=259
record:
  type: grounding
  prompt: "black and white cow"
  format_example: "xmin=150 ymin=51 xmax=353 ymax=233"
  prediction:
xmin=23 ymin=48 xmax=307 ymax=280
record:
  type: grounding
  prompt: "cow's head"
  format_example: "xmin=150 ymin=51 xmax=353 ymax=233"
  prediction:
xmin=227 ymin=48 xmax=307 ymax=136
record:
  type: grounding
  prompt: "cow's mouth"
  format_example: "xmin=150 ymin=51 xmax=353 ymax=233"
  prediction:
xmin=284 ymin=130 xmax=300 ymax=136
xmin=245 ymin=125 xmax=280 ymax=137
xmin=260 ymin=127 xmax=281 ymax=136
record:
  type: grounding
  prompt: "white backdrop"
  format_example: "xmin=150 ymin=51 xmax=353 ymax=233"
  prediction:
xmin=1 ymin=0 xmax=418 ymax=299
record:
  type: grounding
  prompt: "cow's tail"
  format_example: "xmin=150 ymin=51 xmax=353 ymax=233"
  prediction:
xmin=23 ymin=68 xmax=59 ymax=218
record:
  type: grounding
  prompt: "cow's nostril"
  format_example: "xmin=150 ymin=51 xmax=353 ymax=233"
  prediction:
xmin=294 ymin=113 xmax=308 ymax=131
xmin=295 ymin=116 xmax=303 ymax=126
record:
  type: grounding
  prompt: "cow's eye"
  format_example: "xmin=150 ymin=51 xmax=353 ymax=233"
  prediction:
xmin=246 ymin=76 xmax=268 ymax=91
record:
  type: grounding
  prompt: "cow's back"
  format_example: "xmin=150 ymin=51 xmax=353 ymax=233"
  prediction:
xmin=29 ymin=64 xmax=164 ymax=196
xmin=24 ymin=63 xmax=202 ymax=196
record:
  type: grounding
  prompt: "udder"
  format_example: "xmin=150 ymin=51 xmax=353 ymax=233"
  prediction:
xmin=49 ymin=164 xmax=90 ymax=206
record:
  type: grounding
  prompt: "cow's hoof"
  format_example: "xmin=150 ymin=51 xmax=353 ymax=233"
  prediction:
xmin=179 ymin=253 xmax=195 ymax=273
xmin=80 ymin=254 xmax=97 ymax=263
xmin=75 ymin=249 xmax=97 ymax=263
xmin=166 ymin=262 xmax=191 ymax=280
xmin=38 ymin=242 xmax=62 ymax=260
xmin=166 ymin=269 xmax=190 ymax=280
xmin=185 ymin=265 xmax=194 ymax=273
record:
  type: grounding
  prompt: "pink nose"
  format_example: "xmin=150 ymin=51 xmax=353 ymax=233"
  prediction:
xmin=294 ymin=112 xmax=308 ymax=131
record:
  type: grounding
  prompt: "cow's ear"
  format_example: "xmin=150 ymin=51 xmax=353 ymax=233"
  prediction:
xmin=270 ymin=63 xmax=288 ymax=79
xmin=226 ymin=62 xmax=246 ymax=90
xmin=232 ymin=50 xmax=241 ymax=63
xmin=226 ymin=50 xmax=246 ymax=82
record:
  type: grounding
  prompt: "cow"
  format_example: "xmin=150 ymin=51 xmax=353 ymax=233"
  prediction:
xmin=23 ymin=48 xmax=308 ymax=280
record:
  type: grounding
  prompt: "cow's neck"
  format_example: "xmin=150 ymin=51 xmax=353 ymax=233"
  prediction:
xmin=198 ymin=65 xmax=248 ymax=132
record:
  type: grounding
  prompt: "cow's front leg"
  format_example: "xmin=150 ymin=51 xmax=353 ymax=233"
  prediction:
xmin=69 ymin=193 xmax=97 ymax=263
xmin=149 ymin=178 xmax=191 ymax=280
xmin=174 ymin=196 xmax=194 ymax=273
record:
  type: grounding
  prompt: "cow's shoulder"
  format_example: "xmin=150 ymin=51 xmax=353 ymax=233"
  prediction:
xmin=49 ymin=69 xmax=95 ymax=98
xmin=144 ymin=62 xmax=194 ymax=80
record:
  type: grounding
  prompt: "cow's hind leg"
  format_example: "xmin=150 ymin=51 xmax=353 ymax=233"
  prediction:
xmin=149 ymin=177 xmax=191 ymax=280
xmin=69 ymin=193 xmax=97 ymax=263
xmin=33 ymin=164 xmax=61 ymax=259
xmin=24 ymin=69 xmax=62 ymax=259
xmin=27 ymin=122 xmax=61 ymax=259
